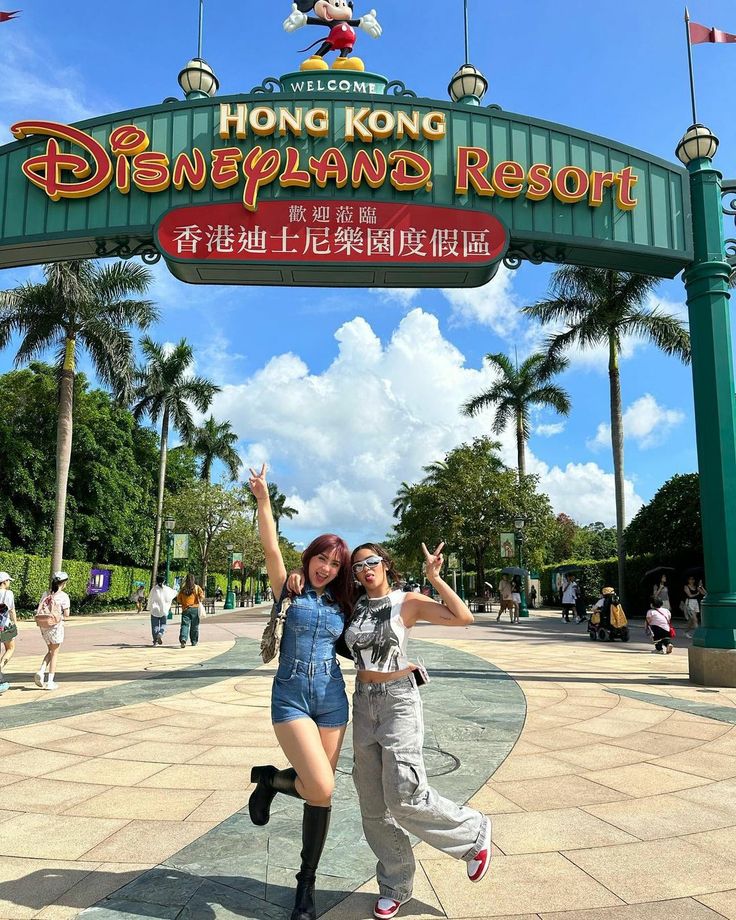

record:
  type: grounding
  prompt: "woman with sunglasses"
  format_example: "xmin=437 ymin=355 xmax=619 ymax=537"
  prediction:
xmin=290 ymin=541 xmax=492 ymax=919
xmin=246 ymin=464 xmax=354 ymax=920
xmin=349 ymin=541 xmax=491 ymax=919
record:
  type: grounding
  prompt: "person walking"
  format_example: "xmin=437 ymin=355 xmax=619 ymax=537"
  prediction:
xmin=0 ymin=572 xmax=18 ymax=693
xmin=683 ymin=575 xmax=701 ymax=638
xmin=561 ymin=573 xmax=578 ymax=623
xmin=646 ymin=595 xmax=674 ymax=654
xmin=176 ymin=574 xmax=204 ymax=648
xmin=34 ymin=571 xmax=71 ymax=691
xmin=510 ymin=577 xmax=521 ymax=623
xmin=148 ymin=575 xmax=177 ymax=645
xmin=134 ymin=583 xmax=146 ymax=613
xmin=247 ymin=464 xmax=353 ymax=920
xmin=653 ymin=574 xmax=671 ymax=611
xmin=497 ymin=575 xmax=513 ymax=622
xmin=528 ymin=584 xmax=537 ymax=610
xmin=345 ymin=541 xmax=492 ymax=919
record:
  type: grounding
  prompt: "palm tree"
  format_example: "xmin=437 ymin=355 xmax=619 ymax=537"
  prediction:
xmin=0 ymin=260 xmax=156 ymax=579
xmin=268 ymin=482 xmax=298 ymax=534
xmin=191 ymin=415 xmax=242 ymax=482
xmin=523 ymin=266 xmax=691 ymax=598
xmin=462 ymin=352 xmax=571 ymax=480
xmin=132 ymin=338 xmax=220 ymax=586
xmin=392 ymin=481 xmax=414 ymax=519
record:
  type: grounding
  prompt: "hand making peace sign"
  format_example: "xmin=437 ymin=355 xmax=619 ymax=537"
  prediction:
xmin=248 ymin=463 xmax=269 ymax=502
xmin=421 ymin=541 xmax=445 ymax=582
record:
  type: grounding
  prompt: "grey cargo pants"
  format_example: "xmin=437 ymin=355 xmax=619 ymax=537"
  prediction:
xmin=352 ymin=676 xmax=486 ymax=903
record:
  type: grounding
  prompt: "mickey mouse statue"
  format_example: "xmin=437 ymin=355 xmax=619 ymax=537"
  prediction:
xmin=283 ymin=1 xmax=382 ymax=72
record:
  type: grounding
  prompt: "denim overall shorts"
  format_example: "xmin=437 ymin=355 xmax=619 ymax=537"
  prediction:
xmin=271 ymin=587 xmax=348 ymax=728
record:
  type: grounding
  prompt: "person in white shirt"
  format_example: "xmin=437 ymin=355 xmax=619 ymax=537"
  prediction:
xmin=561 ymin=574 xmax=579 ymax=623
xmin=0 ymin=571 xmax=17 ymax=693
xmin=646 ymin=596 xmax=673 ymax=654
xmin=35 ymin=571 xmax=71 ymax=691
xmin=147 ymin=575 xmax=177 ymax=646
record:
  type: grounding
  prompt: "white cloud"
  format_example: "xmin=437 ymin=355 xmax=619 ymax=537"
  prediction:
xmin=587 ymin=393 xmax=685 ymax=451
xmin=372 ymin=288 xmax=421 ymax=307
xmin=622 ymin=393 xmax=685 ymax=448
xmin=442 ymin=265 xmax=521 ymax=335
xmin=527 ymin=457 xmax=644 ymax=527
xmin=587 ymin=422 xmax=611 ymax=451
xmin=535 ymin=422 xmax=565 ymax=437
xmin=208 ymin=309 xmax=642 ymax=542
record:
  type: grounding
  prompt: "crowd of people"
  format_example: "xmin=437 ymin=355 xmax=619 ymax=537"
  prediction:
xmin=0 ymin=567 xmax=212 ymax=696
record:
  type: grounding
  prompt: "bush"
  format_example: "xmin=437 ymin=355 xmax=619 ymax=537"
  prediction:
xmin=0 ymin=548 xmax=149 ymax=613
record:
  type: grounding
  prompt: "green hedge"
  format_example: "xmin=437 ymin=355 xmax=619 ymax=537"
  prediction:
xmin=0 ymin=548 xmax=149 ymax=613
xmin=541 ymin=550 xmax=702 ymax=619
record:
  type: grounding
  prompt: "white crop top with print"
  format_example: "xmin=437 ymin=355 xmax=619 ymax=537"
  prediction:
xmin=344 ymin=589 xmax=411 ymax=673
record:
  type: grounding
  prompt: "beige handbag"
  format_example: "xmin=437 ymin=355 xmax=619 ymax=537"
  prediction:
xmin=260 ymin=588 xmax=291 ymax=663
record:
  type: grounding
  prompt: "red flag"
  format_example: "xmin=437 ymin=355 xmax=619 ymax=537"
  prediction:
xmin=0 ymin=10 xmax=20 ymax=21
xmin=689 ymin=21 xmax=736 ymax=44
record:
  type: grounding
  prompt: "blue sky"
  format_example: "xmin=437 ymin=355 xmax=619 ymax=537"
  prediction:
xmin=1 ymin=0 xmax=734 ymax=548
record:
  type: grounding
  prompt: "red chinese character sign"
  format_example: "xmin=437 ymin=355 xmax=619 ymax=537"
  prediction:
xmin=156 ymin=200 xmax=509 ymax=288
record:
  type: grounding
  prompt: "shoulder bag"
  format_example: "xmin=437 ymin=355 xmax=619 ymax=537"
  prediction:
xmin=260 ymin=586 xmax=292 ymax=664
xmin=0 ymin=590 xmax=17 ymax=642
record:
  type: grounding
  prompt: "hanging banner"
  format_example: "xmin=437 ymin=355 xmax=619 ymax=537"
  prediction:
xmin=500 ymin=533 xmax=515 ymax=559
xmin=173 ymin=533 xmax=190 ymax=560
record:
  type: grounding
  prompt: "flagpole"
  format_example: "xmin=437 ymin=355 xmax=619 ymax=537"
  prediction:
xmin=197 ymin=0 xmax=204 ymax=58
xmin=685 ymin=6 xmax=698 ymax=124
xmin=464 ymin=0 xmax=469 ymax=64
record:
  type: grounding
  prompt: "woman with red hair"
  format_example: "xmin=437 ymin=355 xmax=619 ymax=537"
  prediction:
xmin=247 ymin=463 xmax=353 ymax=920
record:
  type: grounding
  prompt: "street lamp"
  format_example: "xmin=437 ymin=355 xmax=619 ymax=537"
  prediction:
xmin=164 ymin=517 xmax=175 ymax=587
xmin=224 ymin=544 xmax=235 ymax=610
xmin=458 ymin=546 xmax=466 ymax=601
xmin=513 ymin=516 xmax=529 ymax=619
xmin=675 ymin=121 xmax=736 ymax=685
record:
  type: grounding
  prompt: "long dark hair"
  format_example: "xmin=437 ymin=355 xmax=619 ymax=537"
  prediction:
xmin=51 ymin=577 xmax=67 ymax=593
xmin=183 ymin=573 xmax=197 ymax=595
xmin=351 ymin=542 xmax=402 ymax=594
xmin=301 ymin=534 xmax=354 ymax=615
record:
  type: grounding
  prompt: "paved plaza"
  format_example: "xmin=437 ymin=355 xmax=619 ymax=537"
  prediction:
xmin=0 ymin=607 xmax=735 ymax=919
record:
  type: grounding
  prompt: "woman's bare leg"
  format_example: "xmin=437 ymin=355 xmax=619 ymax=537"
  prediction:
xmin=0 ymin=639 xmax=14 ymax=670
xmin=46 ymin=643 xmax=60 ymax=676
xmin=274 ymin=719 xmax=346 ymax=806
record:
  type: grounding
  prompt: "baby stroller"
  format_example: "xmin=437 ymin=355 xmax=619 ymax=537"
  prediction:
xmin=588 ymin=589 xmax=630 ymax=642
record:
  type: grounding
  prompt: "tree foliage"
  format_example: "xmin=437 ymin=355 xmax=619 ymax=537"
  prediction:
xmin=390 ymin=437 xmax=555 ymax=588
xmin=626 ymin=473 xmax=702 ymax=560
xmin=0 ymin=363 xmax=200 ymax=567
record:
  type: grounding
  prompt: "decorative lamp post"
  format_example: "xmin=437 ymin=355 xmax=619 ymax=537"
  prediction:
xmin=513 ymin=516 xmax=529 ymax=619
xmin=458 ymin=546 xmax=466 ymax=601
xmin=255 ymin=567 xmax=266 ymax=604
xmin=178 ymin=58 xmax=219 ymax=100
xmin=164 ymin=517 xmax=175 ymax=587
xmin=224 ymin=544 xmax=235 ymax=610
xmin=448 ymin=1 xmax=488 ymax=105
xmin=178 ymin=1 xmax=219 ymax=100
xmin=676 ymin=122 xmax=736 ymax=685
xmin=448 ymin=65 xmax=488 ymax=106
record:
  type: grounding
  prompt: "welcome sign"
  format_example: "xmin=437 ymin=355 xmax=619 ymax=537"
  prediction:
xmin=0 ymin=71 xmax=692 ymax=286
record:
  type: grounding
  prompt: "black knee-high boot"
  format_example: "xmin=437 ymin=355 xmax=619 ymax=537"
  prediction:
xmin=248 ymin=765 xmax=300 ymax=826
xmin=292 ymin=804 xmax=331 ymax=920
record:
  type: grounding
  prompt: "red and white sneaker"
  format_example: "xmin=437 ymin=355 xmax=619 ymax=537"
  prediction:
xmin=374 ymin=897 xmax=406 ymax=919
xmin=467 ymin=817 xmax=492 ymax=882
